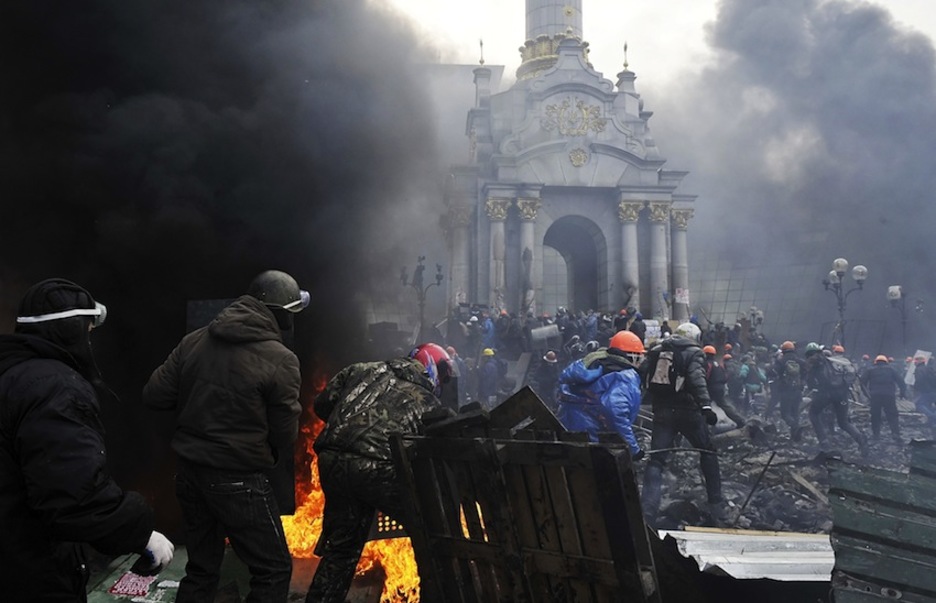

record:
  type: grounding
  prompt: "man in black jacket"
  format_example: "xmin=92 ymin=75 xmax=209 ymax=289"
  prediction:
xmin=640 ymin=323 xmax=726 ymax=528
xmin=305 ymin=343 xmax=451 ymax=603
xmin=773 ymin=341 xmax=807 ymax=441
xmin=860 ymin=355 xmax=907 ymax=443
xmin=144 ymin=270 xmax=307 ymax=603
xmin=0 ymin=278 xmax=173 ymax=602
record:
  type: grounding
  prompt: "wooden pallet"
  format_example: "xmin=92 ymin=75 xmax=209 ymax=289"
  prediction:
xmin=390 ymin=387 xmax=661 ymax=602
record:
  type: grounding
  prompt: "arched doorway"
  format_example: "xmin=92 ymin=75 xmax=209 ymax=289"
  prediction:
xmin=542 ymin=216 xmax=608 ymax=313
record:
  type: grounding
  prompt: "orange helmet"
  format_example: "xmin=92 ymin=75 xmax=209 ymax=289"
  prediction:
xmin=724 ymin=343 xmax=732 ymax=351
xmin=832 ymin=344 xmax=845 ymax=354
xmin=610 ymin=330 xmax=644 ymax=354
xmin=702 ymin=345 xmax=716 ymax=355
xmin=874 ymin=355 xmax=888 ymax=364
xmin=780 ymin=341 xmax=795 ymax=351
xmin=723 ymin=354 xmax=733 ymax=361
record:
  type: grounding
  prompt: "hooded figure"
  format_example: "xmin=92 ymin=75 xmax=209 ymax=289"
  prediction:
xmin=0 ymin=278 xmax=172 ymax=602
xmin=144 ymin=270 xmax=306 ymax=602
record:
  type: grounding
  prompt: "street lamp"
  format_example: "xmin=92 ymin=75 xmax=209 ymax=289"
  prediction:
xmin=400 ymin=256 xmax=444 ymax=341
xmin=822 ymin=257 xmax=868 ymax=349
xmin=887 ymin=285 xmax=907 ymax=355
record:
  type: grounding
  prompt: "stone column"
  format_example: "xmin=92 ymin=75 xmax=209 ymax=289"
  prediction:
xmin=448 ymin=205 xmax=473 ymax=306
xmin=517 ymin=197 xmax=542 ymax=316
xmin=671 ymin=208 xmax=693 ymax=322
xmin=618 ymin=201 xmax=643 ymax=312
xmin=648 ymin=202 xmax=671 ymax=320
xmin=485 ymin=198 xmax=511 ymax=310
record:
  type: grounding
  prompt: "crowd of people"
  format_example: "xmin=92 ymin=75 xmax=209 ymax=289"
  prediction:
xmin=6 ymin=275 xmax=934 ymax=602
xmin=440 ymin=304 xmax=935 ymax=529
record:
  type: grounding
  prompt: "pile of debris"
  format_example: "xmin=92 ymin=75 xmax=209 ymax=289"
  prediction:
xmin=632 ymin=395 xmax=930 ymax=533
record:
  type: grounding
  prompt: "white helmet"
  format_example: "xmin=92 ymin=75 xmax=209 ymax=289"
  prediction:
xmin=675 ymin=322 xmax=701 ymax=342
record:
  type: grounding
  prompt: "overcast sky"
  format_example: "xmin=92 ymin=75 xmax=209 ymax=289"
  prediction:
xmin=384 ymin=0 xmax=933 ymax=91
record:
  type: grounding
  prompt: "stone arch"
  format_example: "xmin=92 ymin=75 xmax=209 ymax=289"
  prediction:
xmin=542 ymin=215 xmax=608 ymax=313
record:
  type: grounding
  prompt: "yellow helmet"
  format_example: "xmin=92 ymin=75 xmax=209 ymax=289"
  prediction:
xmin=482 ymin=348 xmax=495 ymax=357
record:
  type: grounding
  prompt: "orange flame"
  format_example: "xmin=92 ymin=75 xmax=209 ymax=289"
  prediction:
xmin=281 ymin=370 xmax=421 ymax=602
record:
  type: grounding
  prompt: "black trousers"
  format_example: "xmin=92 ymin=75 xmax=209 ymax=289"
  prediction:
xmin=808 ymin=392 xmax=866 ymax=449
xmin=641 ymin=407 xmax=722 ymax=523
xmin=869 ymin=393 xmax=901 ymax=438
xmin=175 ymin=459 xmax=292 ymax=603
xmin=777 ymin=389 xmax=803 ymax=433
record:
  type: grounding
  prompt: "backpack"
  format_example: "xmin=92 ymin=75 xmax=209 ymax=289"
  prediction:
xmin=781 ymin=358 xmax=802 ymax=389
xmin=828 ymin=356 xmax=857 ymax=389
xmin=647 ymin=344 xmax=686 ymax=393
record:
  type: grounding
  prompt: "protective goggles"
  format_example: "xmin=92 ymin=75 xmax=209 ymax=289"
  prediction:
xmin=281 ymin=290 xmax=311 ymax=313
xmin=17 ymin=301 xmax=108 ymax=329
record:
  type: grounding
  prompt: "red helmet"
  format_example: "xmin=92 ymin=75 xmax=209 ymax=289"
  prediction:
xmin=702 ymin=345 xmax=716 ymax=355
xmin=832 ymin=344 xmax=845 ymax=354
xmin=609 ymin=330 xmax=644 ymax=353
xmin=780 ymin=341 xmax=795 ymax=351
xmin=409 ymin=343 xmax=452 ymax=393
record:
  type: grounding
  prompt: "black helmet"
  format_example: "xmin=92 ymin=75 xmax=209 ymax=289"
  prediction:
xmin=247 ymin=270 xmax=309 ymax=313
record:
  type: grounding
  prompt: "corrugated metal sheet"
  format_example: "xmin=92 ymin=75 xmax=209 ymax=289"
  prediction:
xmin=828 ymin=439 xmax=936 ymax=603
xmin=657 ymin=527 xmax=833 ymax=581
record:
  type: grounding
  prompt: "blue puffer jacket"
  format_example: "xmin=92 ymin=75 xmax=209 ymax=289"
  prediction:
xmin=557 ymin=349 xmax=642 ymax=455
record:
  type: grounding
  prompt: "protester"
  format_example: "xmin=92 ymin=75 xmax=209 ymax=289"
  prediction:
xmin=804 ymin=342 xmax=868 ymax=457
xmin=860 ymin=355 xmax=907 ymax=444
xmin=640 ymin=322 xmax=726 ymax=528
xmin=773 ymin=341 xmax=807 ymax=441
xmin=305 ymin=343 xmax=451 ymax=603
xmin=1 ymin=278 xmax=173 ymax=602
xmin=556 ymin=331 xmax=646 ymax=459
xmin=144 ymin=270 xmax=307 ymax=602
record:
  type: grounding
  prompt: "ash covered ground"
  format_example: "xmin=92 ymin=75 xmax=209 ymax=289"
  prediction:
xmin=632 ymin=393 xmax=927 ymax=533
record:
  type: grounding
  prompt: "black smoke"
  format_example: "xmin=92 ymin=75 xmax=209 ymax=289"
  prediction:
xmin=0 ymin=0 xmax=444 ymax=529
xmin=648 ymin=0 xmax=936 ymax=350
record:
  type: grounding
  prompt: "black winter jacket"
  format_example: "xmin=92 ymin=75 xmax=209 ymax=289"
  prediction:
xmin=640 ymin=336 xmax=711 ymax=410
xmin=313 ymin=357 xmax=440 ymax=463
xmin=0 ymin=334 xmax=153 ymax=602
xmin=143 ymin=295 xmax=301 ymax=471
xmin=861 ymin=364 xmax=907 ymax=398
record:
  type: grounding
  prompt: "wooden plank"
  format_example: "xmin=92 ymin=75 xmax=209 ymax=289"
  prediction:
xmin=488 ymin=386 xmax=564 ymax=433
xmin=909 ymin=440 xmax=936 ymax=477
xmin=501 ymin=460 xmax=551 ymax=601
xmin=832 ymin=534 xmax=936 ymax=594
xmin=388 ymin=436 xmax=456 ymax=603
xmin=540 ymin=455 xmax=596 ymax=601
xmin=789 ymin=469 xmax=830 ymax=505
xmin=828 ymin=461 xmax=936 ymax=515
xmin=833 ymin=572 xmax=934 ymax=603
xmin=589 ymin=446 xmax=661 ymax=603
xmin=831 ymin=496 xmax=936 ymax=552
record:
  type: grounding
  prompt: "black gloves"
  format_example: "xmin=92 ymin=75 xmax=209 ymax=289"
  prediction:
xmin=633 ymin=449 xmax=645 ymax=462
xmin=702 ymin=406 xmax=718 ymax=425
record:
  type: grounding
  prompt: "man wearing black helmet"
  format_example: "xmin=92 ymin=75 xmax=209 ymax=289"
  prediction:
xmin=305 ymin=343 xmax=451 ymax=603
xmin=144 ymin=270 xmax=308 ymax=602
xmin=0 ymin=278 xmax=173 ymax=602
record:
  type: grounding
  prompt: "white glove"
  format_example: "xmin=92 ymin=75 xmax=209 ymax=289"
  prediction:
xmin=143 ymin=530 xmax=175 ymax=571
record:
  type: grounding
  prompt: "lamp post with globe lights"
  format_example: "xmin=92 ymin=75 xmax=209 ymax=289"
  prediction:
xmin=887 ymin=285 xmax=908 ymax=355
xmin=822 ymin=258 xmax=868 ymax=349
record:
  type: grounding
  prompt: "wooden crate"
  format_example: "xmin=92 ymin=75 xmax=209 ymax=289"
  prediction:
xmin=390 ymin=387 xmax=661 ymax=603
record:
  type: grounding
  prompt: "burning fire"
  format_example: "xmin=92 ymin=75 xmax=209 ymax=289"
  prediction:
xmin=281 ymin=371 xmax=421 ymax=602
